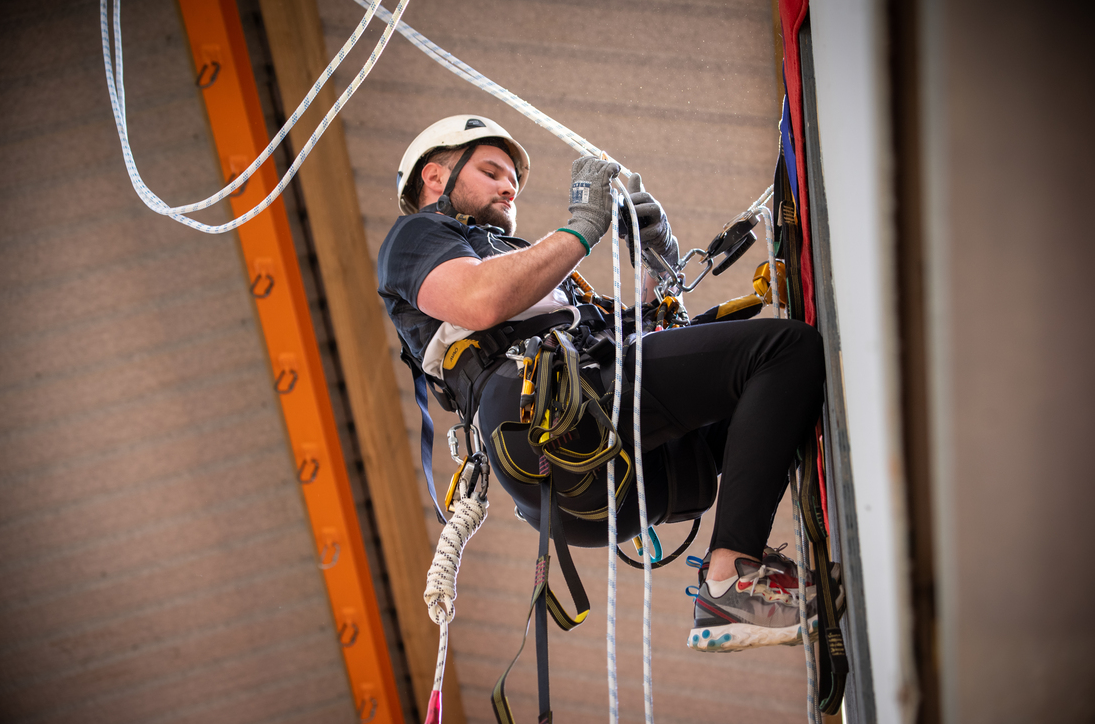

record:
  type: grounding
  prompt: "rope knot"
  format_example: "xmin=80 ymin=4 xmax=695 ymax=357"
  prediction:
xmin=424 ymin=495 xmax=488 ymax=625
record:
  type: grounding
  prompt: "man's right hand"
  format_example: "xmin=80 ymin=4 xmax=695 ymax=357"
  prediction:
xmin=563 ymin=156 xmax=621 ymax=252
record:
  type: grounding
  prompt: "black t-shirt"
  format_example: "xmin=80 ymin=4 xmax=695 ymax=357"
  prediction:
xmin=377 ymin=209 xmax=547 ymax=367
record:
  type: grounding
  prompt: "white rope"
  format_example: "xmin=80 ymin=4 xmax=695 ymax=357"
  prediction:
xmin=611 ymin=177 xmax=655 ymax=724
xmin=424 ymin=479 xmax=489 ymax=693
xmin=791 ymin=463 xmax=821 ymax=724
xmin=100 ymin=0 xmax=408 ymax=234
xmin=367 ymin=3 xmax=638 ymax=183
xmin=751 ymin=185 xmax=775 ymax=213
xmin=606 ymin=191 xmax=624 ymax=724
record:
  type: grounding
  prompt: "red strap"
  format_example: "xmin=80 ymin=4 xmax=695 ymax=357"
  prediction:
xmin=778 ymin=0 xmax=816 ymax=327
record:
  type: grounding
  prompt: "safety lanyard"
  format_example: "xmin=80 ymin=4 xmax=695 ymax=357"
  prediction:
xmin=491 ymin=476 xmax=590 ymax=724
xmin=798 ymin=433 xmax=848 ymax=714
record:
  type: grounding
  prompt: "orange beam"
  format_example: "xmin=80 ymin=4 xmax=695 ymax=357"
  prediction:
xmin=176 ymin=2 xmax=403 ymax=722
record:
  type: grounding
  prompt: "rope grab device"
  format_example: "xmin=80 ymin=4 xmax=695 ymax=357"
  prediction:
xmin=101 ymin=0 xmax=847 ymax=722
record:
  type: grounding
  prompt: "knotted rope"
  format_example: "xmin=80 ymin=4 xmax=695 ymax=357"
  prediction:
xmin=423 ymin=476 xmax=488 ymax=724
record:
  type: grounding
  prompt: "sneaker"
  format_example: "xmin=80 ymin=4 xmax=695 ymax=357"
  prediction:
xmin=688 ymin=545 xmax=818 ymax=596
xmin=761 ymin=544 xmax=817 ymax=599
xmin=687 ymin=557 xmax=819 ymax=652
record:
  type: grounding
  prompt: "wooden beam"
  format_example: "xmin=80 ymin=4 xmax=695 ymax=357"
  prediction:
xmin=176 ymin=2 xmax=404 ymax=722
xmin=254 ymin=2 xmax=465 ymax=720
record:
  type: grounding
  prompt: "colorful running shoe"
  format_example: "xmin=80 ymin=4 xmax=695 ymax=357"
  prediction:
xmin=688 ymin=545 xmax=818 ymax=593
xmin=688 ymin=556 xmax=820 ymax=652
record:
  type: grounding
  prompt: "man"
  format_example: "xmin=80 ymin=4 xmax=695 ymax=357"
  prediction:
xmin=377 ymin=115 xmax=831 ymax=651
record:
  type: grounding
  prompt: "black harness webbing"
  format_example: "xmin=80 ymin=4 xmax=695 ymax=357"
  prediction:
xmin=773 ymin=128 xmax=849 ymax=713
xmin=799 ymin=433 xmax=848 ymax=715
xmin=491 ymin=471 xmax=590 ymax=724
xmin=435 ymin=145 xmax=477 ymax=220
xmin=492 ymin=328 xmax=638 ymax=724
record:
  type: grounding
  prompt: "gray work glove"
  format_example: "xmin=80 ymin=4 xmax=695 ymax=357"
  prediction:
xmin=624 ymin=173 xmax=680 ymax=269
xmin=564 ymin=156 xmax=621 ymax=251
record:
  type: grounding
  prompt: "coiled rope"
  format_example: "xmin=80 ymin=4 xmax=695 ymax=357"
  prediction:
xmin=100 ymin=0 xmax=409 ymax=233
xmin=423 ymin=475 xmax=489 ymax=724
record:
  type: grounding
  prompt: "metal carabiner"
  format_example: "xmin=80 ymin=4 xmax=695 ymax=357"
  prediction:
xmin=505 ymin=343 xmax=524 ymax=361
xmin=469 ymin=450 xmax=490 ymax=501
xmin=446 ymin=425 xmax=462 ymax=464
xmin=671 ymin=247 xmax=715 ymax=295
xmin=447 ymin=422 xmax=483 ymax=463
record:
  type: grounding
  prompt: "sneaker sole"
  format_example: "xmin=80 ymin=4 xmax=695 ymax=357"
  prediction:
xmin=687 ymin=616 xmax=819 ymax=653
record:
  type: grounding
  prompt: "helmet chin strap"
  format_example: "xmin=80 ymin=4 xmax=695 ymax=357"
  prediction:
xmin=435 ymin=144 xmax=479 ymax=220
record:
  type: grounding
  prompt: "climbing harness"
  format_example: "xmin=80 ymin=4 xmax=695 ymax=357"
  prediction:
xmin=485 ymin=188 xmax=656 ymax=724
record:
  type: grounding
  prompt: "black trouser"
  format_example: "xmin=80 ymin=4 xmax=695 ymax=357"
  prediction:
xmin=478 ymin=318 xmax=825 ymax=557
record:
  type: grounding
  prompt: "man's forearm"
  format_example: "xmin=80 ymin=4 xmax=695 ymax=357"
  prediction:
xmin=468 ymin=230 xmax=589 ymax=322
xmin=417 ymin=229 xmax=589 ymax=330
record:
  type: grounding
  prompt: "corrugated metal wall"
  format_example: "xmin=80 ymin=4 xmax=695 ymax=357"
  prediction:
xmin=0 ymin=2 xmax=358 ymax=722
xmin=314 ymin=1 xmax=813 ymax=722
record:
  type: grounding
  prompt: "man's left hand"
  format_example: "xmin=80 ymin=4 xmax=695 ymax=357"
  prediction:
xmin=625 ymin=173 xmax=680 ymax=269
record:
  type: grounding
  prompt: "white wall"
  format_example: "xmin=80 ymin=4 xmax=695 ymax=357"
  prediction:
xmin=808 ymin=2 xmax=917 ymax=722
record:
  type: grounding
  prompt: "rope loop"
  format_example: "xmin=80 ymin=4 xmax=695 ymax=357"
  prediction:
xmin=424 ymin=482 xmax=488 ymax=626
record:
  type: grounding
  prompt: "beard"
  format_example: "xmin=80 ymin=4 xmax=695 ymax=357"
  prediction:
xmin=451 ymin=188 xmax=517 ymax=236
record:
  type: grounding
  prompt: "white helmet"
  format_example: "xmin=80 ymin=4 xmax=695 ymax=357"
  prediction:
xmin=396 ymin=115 xmax=531 ymax=215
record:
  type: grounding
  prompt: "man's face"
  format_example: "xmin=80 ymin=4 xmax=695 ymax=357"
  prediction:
xmin=448 ymin=144 xmax=519 ymax=235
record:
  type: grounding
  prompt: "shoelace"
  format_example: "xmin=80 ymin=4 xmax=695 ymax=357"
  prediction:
xmin=767 ymin=541 xmax=792 ymax=560
xmin=738 ymin=564 xmax=802 ymax=604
